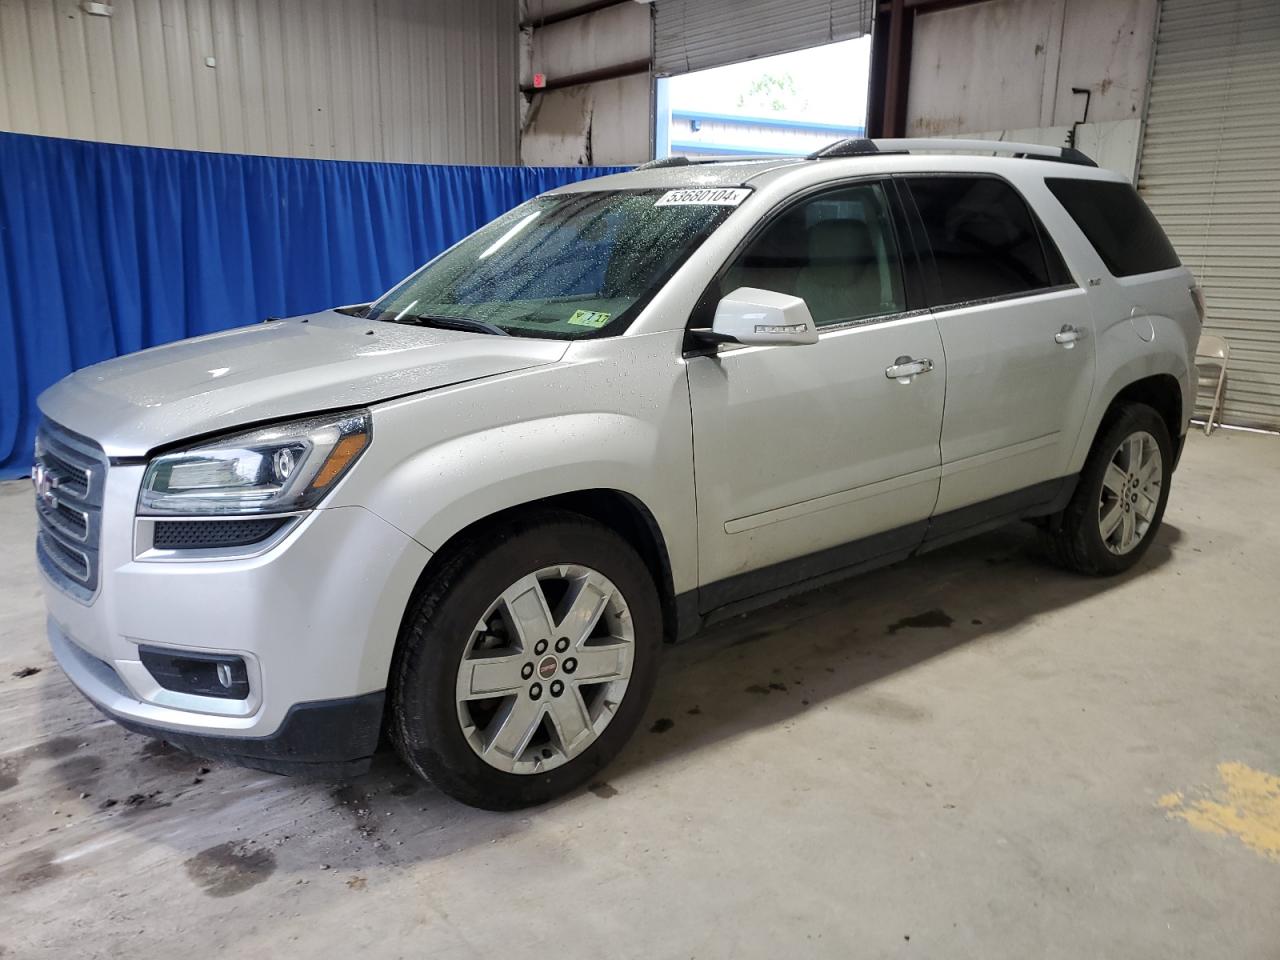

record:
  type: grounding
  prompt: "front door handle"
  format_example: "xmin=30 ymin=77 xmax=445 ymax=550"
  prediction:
xmin=885 ymin=356 xmax=934 ymax=382
xmin=1054 ymin=324 xmax=1084 ymax=347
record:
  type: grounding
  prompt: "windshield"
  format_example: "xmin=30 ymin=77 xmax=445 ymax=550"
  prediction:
xmin=366 ymin=189 xmax=744 ymax=338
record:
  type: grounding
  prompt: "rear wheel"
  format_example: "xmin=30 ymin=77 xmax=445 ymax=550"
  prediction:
xmin=1040 ymin=403 xmax=1173 ymax=576
xmin=390 ymin=511 xmax=661 ymax=809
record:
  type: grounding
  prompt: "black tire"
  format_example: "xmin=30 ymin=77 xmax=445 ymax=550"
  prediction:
xmin=1039 ymin=402 xmax=1173 ymax=576
xmin=389 ymin=510 xmax=662 ymax=810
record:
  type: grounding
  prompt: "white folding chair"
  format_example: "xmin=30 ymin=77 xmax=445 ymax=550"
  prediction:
xmin=1195 ymin=334 xmax=1229 ymax=436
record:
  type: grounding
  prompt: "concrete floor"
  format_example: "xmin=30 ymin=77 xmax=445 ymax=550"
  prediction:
xmin=1 ymin=430 xmax=1278 ymax=959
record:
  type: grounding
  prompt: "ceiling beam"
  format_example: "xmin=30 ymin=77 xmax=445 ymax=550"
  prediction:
xmin=519 ymin=57 xmax=651 ymax=94
xmin=519 ymin=0 xmax=633 ymax=31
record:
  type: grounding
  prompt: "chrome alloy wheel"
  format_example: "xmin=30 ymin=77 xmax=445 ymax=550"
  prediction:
xmin=1098 ymin=430 xmax=1162 ymax=555
xmin=455 ymin=565 xmax=635 ymax=774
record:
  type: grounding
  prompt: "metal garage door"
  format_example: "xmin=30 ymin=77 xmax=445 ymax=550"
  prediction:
xmin=1138 ymin=0 xmax=1280 ymax=429
xmin=653 ymin=0 xmax=873 ymax=77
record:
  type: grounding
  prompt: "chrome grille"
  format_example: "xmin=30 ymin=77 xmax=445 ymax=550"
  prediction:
xmin=34 ymin=420 xmax=107 ymax=602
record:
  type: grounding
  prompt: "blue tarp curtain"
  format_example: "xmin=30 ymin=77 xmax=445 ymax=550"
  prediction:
xmin=0 ymin=131 xmax=626 ymax=476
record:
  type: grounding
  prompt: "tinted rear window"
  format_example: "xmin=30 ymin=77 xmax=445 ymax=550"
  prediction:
xmin=907 ymin=176 xmax=1065 ymax=305
xmin=1046 ymin=178 xmax=1180 ymax=277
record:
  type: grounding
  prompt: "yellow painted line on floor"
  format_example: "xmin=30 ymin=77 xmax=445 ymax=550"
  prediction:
xmin=1159 ymin=762 xmax=1280 ymax=862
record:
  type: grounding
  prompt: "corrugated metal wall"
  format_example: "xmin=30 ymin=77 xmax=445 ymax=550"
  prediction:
xmin=0 ymin=0 xmax=519 ymax=164
xmin=1138 ymin=0 xmax=1280 ymax=429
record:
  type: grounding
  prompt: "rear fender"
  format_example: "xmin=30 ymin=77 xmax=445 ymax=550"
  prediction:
xmin=1069 ymin=311 xmax=1194 ymax=471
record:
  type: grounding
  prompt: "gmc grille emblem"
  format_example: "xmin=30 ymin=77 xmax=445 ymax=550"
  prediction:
xmin=32 ymin=462 xmax=58 ymax=509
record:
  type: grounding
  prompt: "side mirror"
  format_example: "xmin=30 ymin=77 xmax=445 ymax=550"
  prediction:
xmin=692 ymin=287 xmax=818 ymax=347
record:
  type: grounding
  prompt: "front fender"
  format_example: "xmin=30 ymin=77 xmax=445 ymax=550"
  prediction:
xmin=328 ymin=332 xmax=699 ymax=595
xmin=366 ymin=411 xmax=679 ymax=554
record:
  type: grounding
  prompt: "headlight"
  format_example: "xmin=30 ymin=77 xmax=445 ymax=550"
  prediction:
xmin=139 ymin=410 xmax=371 ymax=516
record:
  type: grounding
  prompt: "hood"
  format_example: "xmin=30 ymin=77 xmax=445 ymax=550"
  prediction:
xmin=37 ymin=311 xmax=568 ymax=458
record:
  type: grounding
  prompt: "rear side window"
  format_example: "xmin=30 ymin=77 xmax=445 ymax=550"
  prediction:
xmin=906 ymin=176 xmax=1066 ymax=305
xmin=1046 ymin=178 xmax=1180 ymax=277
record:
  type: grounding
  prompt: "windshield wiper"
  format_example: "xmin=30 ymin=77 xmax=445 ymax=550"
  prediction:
xmin=396 ymin=314 xmax=510 ymax=337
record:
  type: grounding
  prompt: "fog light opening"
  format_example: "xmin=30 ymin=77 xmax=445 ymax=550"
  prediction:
xmin=138 ymin=646 xmax=250 ymax=701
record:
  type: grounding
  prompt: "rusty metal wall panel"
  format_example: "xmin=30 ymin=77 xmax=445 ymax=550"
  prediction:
xmin=525 ymin=2 xmax=649 ymax=86
xmin=653 ymin=0 xmax=872 ymax=77
xmin=0 ymin=0 xmax=519 ymax=164
xmin=907 ymin=0 xmax=1158 ymax=135
xmin=519 ymin=0 xmax=652 ymax=166
xmin=1139 ymin=0 xmax=1280 ymax=429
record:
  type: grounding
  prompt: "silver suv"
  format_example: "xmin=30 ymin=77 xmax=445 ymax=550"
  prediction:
xmin=34 ymin=139 xmax=1201 ymax=808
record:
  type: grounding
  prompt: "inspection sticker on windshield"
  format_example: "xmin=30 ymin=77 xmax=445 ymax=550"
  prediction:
xmin=654 ymin=188 xmax=751 ymax=207
xmin=567 ymin=310 xmax=612 ymax=328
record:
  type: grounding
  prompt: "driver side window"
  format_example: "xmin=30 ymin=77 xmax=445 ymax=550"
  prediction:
xmin=723 ymin=181 xmax=907 ymax=327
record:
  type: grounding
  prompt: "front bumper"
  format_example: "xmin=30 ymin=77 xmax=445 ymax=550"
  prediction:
xmin=52 ymin=617 xmax=385 ymax=775
xmin=42 ymin=463 xmax=432 ymax=774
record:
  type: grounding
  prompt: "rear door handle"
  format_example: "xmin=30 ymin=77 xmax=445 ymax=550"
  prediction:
xmin=1054 ymin=324 xmax=1084 ymax=347
xmin=885 ymin=356 xmax=934 ymax=382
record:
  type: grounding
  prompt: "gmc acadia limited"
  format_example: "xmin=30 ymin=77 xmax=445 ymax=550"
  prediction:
xmin=34 ymin=139 xmax=1200 ymax=808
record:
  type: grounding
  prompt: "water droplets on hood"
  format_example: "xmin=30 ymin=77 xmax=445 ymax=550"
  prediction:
xmin=38 ymin=310 xmax=571 ymax=458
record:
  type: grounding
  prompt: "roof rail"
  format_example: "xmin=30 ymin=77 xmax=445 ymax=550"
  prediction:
xmin=632 ymin=154 xmax=805 ymax=171
xmin=633 ymin=156 xmax=692 ymax=171
xmin=636 ymin=139 xmax=1096 ymax=171
xmin=871 ymin=137 xmax=1096 ymax=166
xmin=808 ymin=138 xmax=882 ymax=159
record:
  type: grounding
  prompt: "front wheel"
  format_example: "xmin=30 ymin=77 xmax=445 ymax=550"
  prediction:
xmin=389 ymin=511 xmax=662 ymax=809
xmin=1040 ymin=402 xmax=1173 ymax=576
